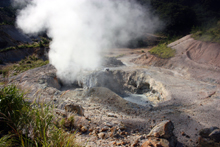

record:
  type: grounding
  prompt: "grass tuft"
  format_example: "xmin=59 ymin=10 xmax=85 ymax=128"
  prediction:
xmin=115 ymin=54 xmax=125 ymax=58
xmin=0 ymin=55 xmax=49 ymax=77
xmin=0 ymin=85 xmax=81 ymax=147
xmin=149 ymin=43 xmax=175 ymax=59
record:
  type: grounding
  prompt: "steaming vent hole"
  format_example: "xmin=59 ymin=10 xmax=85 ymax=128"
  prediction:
xmin=58 ymin=70 xmax=166 ymax=107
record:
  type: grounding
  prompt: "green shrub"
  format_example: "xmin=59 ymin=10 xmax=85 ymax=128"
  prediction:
xmin=0 ymin=38 xmax=50 ymax=53
xmin=0 ymin=59 xmax=4 ymax=64
xmin=115 ymin=54 xmax=125 ymax=58
xmin=0 ymin=85 xmax=81 ymax=147
xmin=149 ymin=43 xmax=175 ymax=59
xmin=0 ymin=68 xmax=10 ymax=78
xmin=0 ymin=55 xmax=49 ymax=77
xmin=192 ymin=21 xmax=220 ymax=43
xmin=0 ymin=85 xmax=27 ymax=131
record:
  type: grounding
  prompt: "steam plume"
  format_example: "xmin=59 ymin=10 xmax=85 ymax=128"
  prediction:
xmin=15 ymin=0 xmax=160 ymax=83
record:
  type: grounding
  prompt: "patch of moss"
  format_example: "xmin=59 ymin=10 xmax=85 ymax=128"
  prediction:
xmin=115 ymin=54 xmax=125 ymax=58
xmin=149 ymin=43 xmax=175 ymax=59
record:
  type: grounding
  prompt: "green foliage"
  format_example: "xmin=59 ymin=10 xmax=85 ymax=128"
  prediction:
xmin=0 ymin=85 xmax=81 ymax=147
xmin=0 ymin=38 xmax=50 ymax=53
xmin=0 ymin=55 xmax=49 ymax=77
xmin=155 ymin=2 xmax=196 ymax=35
xmin=149 ymin=43 xmax=175 ymax=59
xmin=0 ymin=7 xmax=16 ymax=18
xmin=0 ymin=7 xmax=16 ymax=25
xmin=137 ymin=0 xmax=220 ymax=35
xmin=115 ymin=54 xmax=125 ymax=58
xmin=14 ymin=55 xmax=49 ymax=74
xmin=0 ymin=85 xmax=27 ymax=131
xmin=192 ymin=21 xmax=220 ymax=43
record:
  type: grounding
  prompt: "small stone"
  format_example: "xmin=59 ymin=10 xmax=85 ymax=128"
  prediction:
xmin=112 ymin=141 xmax=116 ymax=145
xmin=116 ymin=142 xmax=122 ymax=146
xmin=209 ymin=129 xmax=220 ymax=142
xmin=181 ymin=131 xmax=186 ymax=136
xmin=142 ymin=137 xmax=169 ymax=147
xmin=101 ymin=126 xmax=110 ymax=132
xmin=147 ymin=120 xmax=174 ymax=139
xmin=104 ymin=122 xmax=113 ymax=127
xmin=92 ymin=130 xmax=98 ymax=136
xmin=199 ymin=127 xmax=219 ymax=138
xmin=119 ymin=124 xmax=126 ymax=130
xmin=121 ymin=141 xmax=126 ymax=145
xmin=65 ymin=103 xmax=84 ymax=116
xmin=89 ymin=128 xmax=93 ymax=132
xmin=120 ymin=131 xmax=126 ymax=135
xmin=107 ymin=113 xmax=117 ymax=118
xmin=38 ymin=79 xmax=45 ymax=84
xmin=81 ymin=126 xmax=88 ymax=132
xmin=139 ymin=135 xmax=146 ymax=140
xmin=98 ymin=132 xmax=105 ymax=139
xmin=134 ymin=139 xmax=139 ymax=145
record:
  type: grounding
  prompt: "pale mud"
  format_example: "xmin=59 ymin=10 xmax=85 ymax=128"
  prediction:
xmin=4 ymin=36 xmax=220 ymax=146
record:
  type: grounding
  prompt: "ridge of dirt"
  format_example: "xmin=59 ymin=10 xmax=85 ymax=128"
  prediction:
xmin=132 ymin=35 xmax=220 ymax=84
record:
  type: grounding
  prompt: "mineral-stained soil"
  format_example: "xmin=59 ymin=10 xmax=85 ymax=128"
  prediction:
xmin=132 ymin=35 xmax=220 ymax=84
xmin=2 ymin=35 xmax=220 ymax=147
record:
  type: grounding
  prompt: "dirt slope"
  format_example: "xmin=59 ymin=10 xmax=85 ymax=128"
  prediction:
xmin=169 ymin=35 xmax=220 ymax=67
xmin=132 ymin=35 xmax=220 ymax=84
xmin=0 ymin=25 xmax=33 ymax=49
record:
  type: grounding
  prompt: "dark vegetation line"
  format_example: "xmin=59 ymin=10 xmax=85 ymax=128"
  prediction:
xmin=0 ymin=1 xmax=220 ymax=60
xmin=0 ymin=37 xmax=50 ymax=53
xmin=137 ymin=0 xmax=220 ymax=36
xmin=0 ymin=55 xmax=49 ymax=77
xmin=136 ymin=0 xmax=220 ymax=58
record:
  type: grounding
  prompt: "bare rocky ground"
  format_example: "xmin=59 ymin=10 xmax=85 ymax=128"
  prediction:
xmin=1 ymin=35 xmax=220 ymax=147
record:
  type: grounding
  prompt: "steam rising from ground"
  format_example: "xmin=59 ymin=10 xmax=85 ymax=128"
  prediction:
xmin=15 ymin=0 xmax=160 ymax=83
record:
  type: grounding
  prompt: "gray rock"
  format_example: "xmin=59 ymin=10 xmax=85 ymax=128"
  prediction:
xmin=199 ymin=127 xmax=219 ymax=138
xmin=107 ymin=113 xmax=117 ymax=118
xmin=101 ymin=126 xmax=110 ymax=132
xmin=65 ymin=103 xmax=84 ymax=116
xmin=98 ymin=132 xmax=106 ymax=139
xmin=46 ymin=76 xmax=61 ymax=90
xmin=81 ymin=126 xmax=88 ymax=133
xmin=104 ymin=122 xmax=113 ymax=127
xmin=209 ymin=129 xmax=220 ymax=142
xmin=147 ymin=120 xmax=174 ymax=139
xmin=38 ymin=78 xmax=45 ymax=84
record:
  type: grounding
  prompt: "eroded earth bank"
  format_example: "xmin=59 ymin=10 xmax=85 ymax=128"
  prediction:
xmin=4 ymin=35 xmax=220 ymax=147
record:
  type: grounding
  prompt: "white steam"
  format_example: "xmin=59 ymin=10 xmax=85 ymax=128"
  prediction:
xmin=15 ymin=0 xmax=160 ymax=83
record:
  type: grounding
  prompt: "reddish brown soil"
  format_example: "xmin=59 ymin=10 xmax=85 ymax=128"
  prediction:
xmin=132 ymin=35 xmax=220 ymax=84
